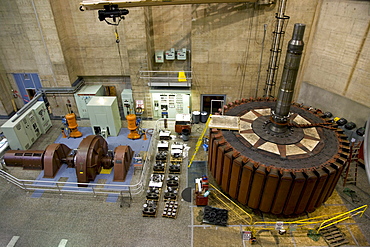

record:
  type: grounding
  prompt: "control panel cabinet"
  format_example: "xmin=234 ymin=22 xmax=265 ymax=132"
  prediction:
xmin=1 ymin=108 xmax=40 ymax=150
xmin=74 ymin=85 xmax=105 ymax=118
xmin=87 ymin=96 xmax=121 ymax=136
xmin=121 ymin=89 xmax=134 ymax=117
xmin=30 ymin=101 xmax=52 ymax=134
xmin=151 ymin=91 xmax=190 ymax=119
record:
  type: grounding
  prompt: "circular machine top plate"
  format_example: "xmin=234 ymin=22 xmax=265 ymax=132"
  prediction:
xmin=251 ymin=115 xmax=305 ymax=145
xmin=223 ymin=101 xmax=339 ymax=170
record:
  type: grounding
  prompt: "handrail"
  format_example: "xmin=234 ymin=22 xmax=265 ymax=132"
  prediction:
xmin=316 ymin=204 xmax=368 ymax=233
xmin=251 ymin=204 xmax=368 ymax=233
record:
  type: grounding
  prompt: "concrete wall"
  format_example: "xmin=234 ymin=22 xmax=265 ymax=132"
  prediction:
xmin=151 ymin=5 xmax=192 ymax=72
xmin=298 ymin=82 xmax=370 ymax=127
xmin=0 ymin=0 xmax=369 ymax=120
xmin=191 ymin=0 xmax=318 ymax=110
xmin=0 ymin=61 xmax=15 ymax=116
xmin=0 ymin=0 xmax=71 ymax=115
xmin=300 ymin=0 xmax=370 ymax=108
xmin=3 ymin=0 xmax=69 ymax=87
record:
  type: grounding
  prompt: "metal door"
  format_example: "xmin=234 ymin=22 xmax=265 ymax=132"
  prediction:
xmin=13 ymin=73 xmax=42 ymax=104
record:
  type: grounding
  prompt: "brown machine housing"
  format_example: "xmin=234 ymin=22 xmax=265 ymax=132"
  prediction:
xmin=208 ymin=99 xmax=349 ymax=216
xmin=4 ymin=135 xmax=134 ymax=186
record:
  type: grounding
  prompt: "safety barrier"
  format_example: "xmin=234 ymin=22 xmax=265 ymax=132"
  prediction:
xmin=0 ymin=119 xmax=173 ymax=199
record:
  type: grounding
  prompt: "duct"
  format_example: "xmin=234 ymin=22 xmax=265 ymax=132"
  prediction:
xmin=39 ymin=77 xmax=85 ymax=94
xmin=12 ymin=93 xmax=44 ymax=122
xmin=12 ymin=79 xmax=84 ymax=122
xmin=257 ymin=0 xmax=275 ymax=4
xmin=365 ymin=115 xmax=370 ymax=183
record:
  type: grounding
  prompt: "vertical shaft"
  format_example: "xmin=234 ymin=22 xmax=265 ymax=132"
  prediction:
xmin=270 ymin=23 xmax=306 ymax=133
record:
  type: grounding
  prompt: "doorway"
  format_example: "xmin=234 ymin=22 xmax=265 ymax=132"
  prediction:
xmin=13 ymin=73 xmax=42 ymax=104
xmin=26 ymin=88 xmax=37 ymax=101
xmin=105 ymin=86 xmax=117 ymax=96
xmin=201 ymin=94 xmax=226 ymax=115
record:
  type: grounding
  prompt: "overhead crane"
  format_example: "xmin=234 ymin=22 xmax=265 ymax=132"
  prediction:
xmin=79 ymin=0 xmax=271 ymax=10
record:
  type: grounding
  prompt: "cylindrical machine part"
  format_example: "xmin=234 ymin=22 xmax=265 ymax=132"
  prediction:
xmin=3 ymin=135 xmax=134 ymax=186
xmin=209 ymin=24 xmax=346 ymax=216
xmin=65 ymin=113 xmax=78 ymax=129
xmin=4 ymin=150 xmax=44 ymax=169
xmin=270 ymin=23 xmax=306 ymax=133
xmin=126 ymin=114 xmax=137 ymax=130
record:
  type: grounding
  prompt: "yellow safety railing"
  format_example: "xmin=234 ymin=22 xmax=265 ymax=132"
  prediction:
xmin=188 ymin=115 xmax=212 ymax=167
xmin=316 ymin=204 xmax=368 ymax=233
xmin=251 ymin=205 xmax=368 ymax=233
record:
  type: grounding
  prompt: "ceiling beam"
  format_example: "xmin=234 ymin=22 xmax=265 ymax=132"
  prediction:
xmin=80 ymin=0 xmax=260 ymax=10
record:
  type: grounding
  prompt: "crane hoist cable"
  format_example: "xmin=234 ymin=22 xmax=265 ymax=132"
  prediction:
xmin=114 ymin=26 xmax=125 ymax=75
xmin=115 ymin=26 xmax=120 ymax=43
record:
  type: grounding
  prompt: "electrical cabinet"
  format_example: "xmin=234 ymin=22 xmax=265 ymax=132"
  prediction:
xmin=30 ymin=101 xmax=52 ymax=134
xmin=121 ymin=89 xmax=134 ymax=117
xmin=177 ymin=48 xmax=187 ymax=60
xmin=155 ymin=51 xmax=164 ymax=63
xmin=74 ymin=85 xmax=105 ymax=118
xmin=1 ymin=105 xmax=43 ymax=150
xmin=165 ymin=48 xmax=175 ymax=60
xmin=151 ymin=90 xmax=190 ymax=119
xmin=87 ymin=96 xmax=121 ymax=136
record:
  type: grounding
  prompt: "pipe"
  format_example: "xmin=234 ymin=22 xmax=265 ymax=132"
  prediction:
xmin=12 ymin=78 xmax=84 ymax=122
xmin=12 ymin=93 xmax=44 ymax=122
xmin=270 ymin=23 xmax=305 ymax=133
xmin=365 ymin=115 xmax=370 ymax=183
xmin=263 ymin=0 xmax=289 ymax=97
xmin=255 ymin=24 xmax=267 ymax=98
xmin=39 ymin=77 xmax=85 ymax=94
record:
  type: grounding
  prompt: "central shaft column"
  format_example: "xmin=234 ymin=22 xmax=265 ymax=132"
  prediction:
xmin=270 ymin=23 xmax=306 ymax=134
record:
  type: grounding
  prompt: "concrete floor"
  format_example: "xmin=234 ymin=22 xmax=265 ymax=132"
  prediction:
xmin=0 ymin=118 xmax=370 ymax=247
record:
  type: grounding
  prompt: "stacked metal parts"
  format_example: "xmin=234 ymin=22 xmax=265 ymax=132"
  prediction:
xmin=208 ymin=24 xmax=349 ymax=216
xmin=143 ymin=137 xmax=182 ymax=218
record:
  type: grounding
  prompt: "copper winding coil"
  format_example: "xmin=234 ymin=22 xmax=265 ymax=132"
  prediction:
xmin=209 ymin=99 xmax=348 ymax=216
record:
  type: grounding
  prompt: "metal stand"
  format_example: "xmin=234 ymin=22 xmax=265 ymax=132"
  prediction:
xmin=120 ymin=188 xmax=132 ymax=208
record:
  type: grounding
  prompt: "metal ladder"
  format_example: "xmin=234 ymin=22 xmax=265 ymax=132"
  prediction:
xmin=342 ymin=141 xmax=363 ymax=186
xmin=188 ymin=115 xmax=212 ymax=167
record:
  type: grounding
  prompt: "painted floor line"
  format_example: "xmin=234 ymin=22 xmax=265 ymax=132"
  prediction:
xmin=6 ymin=236 xmax=20 ymax=247
xmin=58 ymin=239 xmax=68 ymax=247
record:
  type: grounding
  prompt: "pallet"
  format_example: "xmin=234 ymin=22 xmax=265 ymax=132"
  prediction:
xmin=142 ymin=199 xmax=158 ymax=217
xmin=166 ymin=178 xmax=180 ymax=188
xmin=168 ymin=170 xmax=181 ymax=174
xmin=168 ymin=161 xmax=181 ymax=174
xmin=153 ymin=163 xmax=167 ymax=174
xmin=162 ymin=201 xmax=179 ymax=219
xmin=163 ymin=193 xmax=178 ymax=201
xmin=142 ymin=212 xmax=157 ymax=217
xmin=170 ymin=157 xmax=183 ymax=162
xmin=146 ymin=188 xmax=161 ymax=201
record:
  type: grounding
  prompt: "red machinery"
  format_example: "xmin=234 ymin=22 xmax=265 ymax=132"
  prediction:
xmin=4 ymin=135 xmax=134 ymax=186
